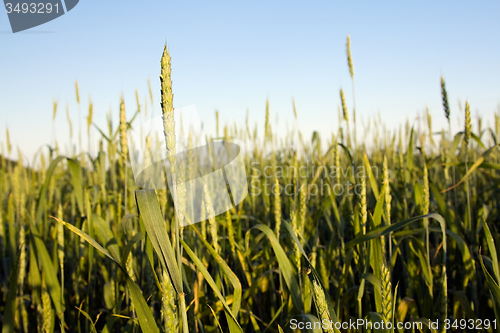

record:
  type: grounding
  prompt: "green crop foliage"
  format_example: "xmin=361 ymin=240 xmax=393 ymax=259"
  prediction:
xmin=1 ymin=39 xmax=500 ymax=333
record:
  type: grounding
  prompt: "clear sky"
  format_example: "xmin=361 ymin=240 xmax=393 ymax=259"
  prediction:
xmin=1 ymin=1 xmax=499 ymax=160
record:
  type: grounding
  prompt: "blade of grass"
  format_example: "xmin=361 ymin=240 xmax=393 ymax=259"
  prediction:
xmin=251 ymin=224 xmax=304 ymax=313
xmin=190 ymin=224 xmax=242 ymax=317
xmin=1 ymin=251 xmax=20 ymax=333
xmin=29 ymin=219 xmax=64 ymax=319
xmin=180 ymin=238 xmax=243 ymax=333
xmin=483 ymin=219 xmax=500 ymax=281
xmin=282 ymin=220 xmax=340 ymax=330
xmin=135 ymin=190 xmax=183 ymax=293
xmin=346 ymin=213 xmax=446 ymax=250
xmin=53 ymin=217 xmax=160 ymax=333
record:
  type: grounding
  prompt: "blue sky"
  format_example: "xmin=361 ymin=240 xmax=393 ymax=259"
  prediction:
xmin=1 ymin=1 xmax=499 ymax=160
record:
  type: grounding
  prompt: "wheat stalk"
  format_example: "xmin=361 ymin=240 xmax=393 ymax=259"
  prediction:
xmin=5 ymin=127 xmax=11 ymax=156
xmin=300 ymin=182 xmax=307 ymax=235
xmin=41 ymin=275 xmax=53 ymax=333
xmin=422 ymin=163 xmax=431 ymax=271
xmin=346 ymin=35 xmax=354 ymax=80
xmin=160 ymin=45 xmax=189 ymax=333
xmin=56 ymin=204 xmax=65 ymax=328
xmin=383 ymin=155 xmax=392 ymax=260
xmin=274 ymin=177 xmax=282 ymax=237
xmin=360 ymin=172 xmax=367 ymax=235
xmin=441 ymin=76 xmax=450 ymax=124
xmin=334 ymin=139 xmax=340 ymax=185
xmin=464 ymin=101 xmax=473 ymax=235
xmin=290 ymin=210 xmax=301 ymax=275
xmin=203 ymin=183 xmax=219 ymax=253
xmin=135 ymin=89 xmax=141 ymax=114
xmin=216 ymin=110 xmax=219 ymax=137
xmin=310 ymin=277 xmax=335 ymax=333
xmin=161 ymin=270 xmax=178 ymax=333
xmin=464 ymin=101 xmax=471 ymax=146
xmin=340 ymin=89 xmax=349 ymax=123
xmin=381 ymin=261 xmax=393 ymax=323
xmin=119 ymin=97 xmax=129 ymax=211
xmin=346 ymin=35 xmax=356 ymax=145
xmin=426 ymin=107 xmax=435 ymax=148
xmin=495 ymin=110 xmax=499 ymax=142
xmin=439 ymin=264 xmax=448 ymax=333
xmin=87 ymin=98 xmax=94 ymax=136
xmin=226 ymin=210 xmax=236 ymax=254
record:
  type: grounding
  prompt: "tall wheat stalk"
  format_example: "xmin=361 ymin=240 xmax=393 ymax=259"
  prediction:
xmin=423 ymin=163 xmax=430 ymax=269
xmin=346 ymin=35 xmax=356 ymax=146
xmin=57 ymin=204 xmax=65 ymax=329
xmin=441 ymin=76 xmax=456 ymax=205
xmin=160 ymin=45 xmax=189 ymax=333
xmin=340 ymin=88 xmax=350 ymax=147
xmin=274 ymin=177 xmax=281 ymax=238
xmin=52 ymin=99 xmax=58 ymax=147
xmin=464 ymin=101 xmax=472 ymax=234
xmin=383 ymin=156 xmax=392 ymax=261
xmin=75 ymin=80 xmax=83 ymax=160
xmin=119 ymin=97 xmax=128 ymax=212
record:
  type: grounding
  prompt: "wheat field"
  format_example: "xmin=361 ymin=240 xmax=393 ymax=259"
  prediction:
xmin=1 ymin=39 xmax=500 ymax=333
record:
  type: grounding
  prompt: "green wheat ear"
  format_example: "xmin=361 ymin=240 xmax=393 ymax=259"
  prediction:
xmin=161 ymin=270 xmax=178 ymax=332
xmin=119 ymin=97 xmax=128 ymax=163
xmin=360 ymin=172 xmax=367 ymax=234
xmin=203 ymin=183 xmax=219 ymax=253
xmin=346 ymin=35 xmax=354 ymax=80
xmin=148 ymin=76 xmax=153 ymax=105
xmin=441 ymin=76 xmax=450 ymax=124
xmin=75 ymin=80 xmax=80 ymax=105
xmin=273 ymin=177 xmax=281 ymax=237
xmin=310 ymin=278 xmax=335 ymax=333
xmin=41 ymin=275 xmax=53 ymax=333
xmin=383 ymin=155 xmax=392 ymax=259
xmin=495 ymin=110 xmax=499 ymax=140
xmin=5 ymin=127 xmax=11 ymax=155
xmin=381 ymin=261 xmax=393 ymax=323
xmin=159 ymin=45 xmax=190 ymax=333
xmin=264 ymin=99 xmax=270 ymax=139
xmin=57 ymin=204 xmax=65 ymax=271
xmin=52 ymin=99 xmax=58 ymax=121
xmin=160 ymin=45 xmax=176 ymax=174
xmin=135 ymin=89 xmax=141 ymax=114
xmin=340 ymin=88 xmax=349 ymax=123
xmin=292 ymin=98 xmax=298 ymax=119
xmin=464 ymin=100 xmax=471 ymax=146
xmin=87 ymin=98 xmax=93 ymax=136
xmin=426 ymin=107 xmax=434 ymax=147
xmin=66 ymin=105 xmax=73 ymax=141
xmin=216 ymin=110 xmax=219 ymax=137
